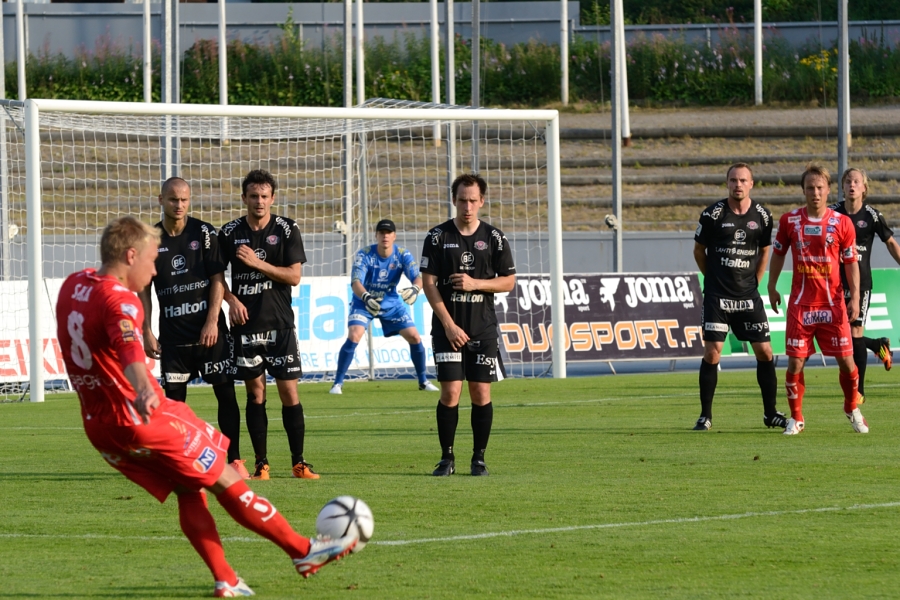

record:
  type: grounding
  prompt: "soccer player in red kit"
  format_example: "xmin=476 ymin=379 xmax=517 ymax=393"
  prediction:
xmin=767 ymin=165 xmax=867 ymax=435
xmin=56 ymin=216 xmax=356 ymax=597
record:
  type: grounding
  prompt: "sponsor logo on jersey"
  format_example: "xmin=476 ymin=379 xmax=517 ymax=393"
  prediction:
xmin=158 ymin=280 xmax=210 ymax=297
xmin=716 ymin=247 xmax=757 ymax=256
xmin=221 ymin=218 xmax=241 ymax=237
xmin=788 ymin=216 xmax=802 ymax=224
xmin=720 ymin=256 xmax=750 ymax=269
xmin=858 ymin=220 xmax=868 ymax=228
xmin=236 ymin=280 xmax=273 ymax=295
xmin=451 ymin=291 xmax=485 ymax=303
xmin=120 ymin=303 xmax=139 ymax=319
xmin=193 ymin=447 xmax=218 ymax=473
xmin=234 ymin=238 xmax=251 ymax=244
xmin=70 ymin=373 xmax=115 ymax=390
xmin=266 ymin=235 xmax=278 ymax=245
xmin=827 ymin=226 xmax=836 ymax=233
xmin=797 ymin=262 xmax=832 ymax=276
xmin=804 ymin=225 xmax=822 ymax=236
xmin=444 ymin=243 xmax=459 ymax=248
xmin=71 ymin=284 xmax=92 ymax=302
xmin=236 ymin=355 xmax=264 ymax=367
xmin=200 ymin=224 xmax=214 ymax=249
xmin=829 ymin=217 xmax=840 ymax=225
xmin=719 ymin=298 xmax=754 ymax=312
xmin=795 ymin=241 xmax=810 ymax=250
xmin=695 ymin=223 xmax=702 ymax=236
xmin=773 ymin=240 xmax=783 ymax=251
xmin=703 ymin=204 xmax=724 ymax=221
xmin=430 ymin=227 xmax=443 ymax=246
xmin=128 ymin=447 xmax=152 ymax=458
xmin=475 ymin=354 xmax=496 ymax=367
xmin=491 ymin=229 xmax=506 ymax=251
xmin=734 ymin=230 xmax=747 ymax=242
xmin=241 ymin=330 xmax=277 ymax=347
xmin=379 ymin=268 xmax=389 ymax=280
xmin=802 ymin=310 xmax=832 ymax=325
xmin=744 ymin=322 xmax=769 ymax=332
xmin=747 ymin=221 xmax=758 ymax=230
xmin=165 ymin=372 xmax=191 ymax=383
xmin=268 ymin=354 xmax=295 ymax=367
xmin=704 ymin=322 xmax=729 ymax=332
xmin=203 ymin=359 xmax=234 ymax=375
xmin=755 ymin=204 xmax=771 ymax=226
xmin=825 ymin=234 xmax=834 ymax=245
xmin=420 ymin=256 xmax=430 ymax=269
xmin=158 ymin=246 xmax=169 ymax=252
xmin=474 ymin=240 xmax=488 ymax=250
xmin=172 ymin=255 xmax=186 ymax=270
xmin=460 ymin=252 xmax=475 ymax=270
xmin=434 ymin=352 xmax=462 ymax=362
xmin=119 ymin=320 xmax=139 ymax=343
xmin=842 ymin=247 xmax=855 ymax=259
xmin=274 ymin=216 xmax=294 ymax=238
xmin=164 ymin=300 xmax=208 ymax=319
xmin=622 ymin=276 xmax=694 ymax=308
xmin=254 ymin=248 xmax=267 ymax=261
xmin=190 ymin=240 xmax=200 ymax=250
xmin=721 ymin=222 xmax=735 ymax=228
xmin=786 ymin=338 xmax=806 ymax=348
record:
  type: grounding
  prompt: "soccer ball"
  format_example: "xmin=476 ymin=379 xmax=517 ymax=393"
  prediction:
xmin=315 ymin=496 xmax=374 ymax=553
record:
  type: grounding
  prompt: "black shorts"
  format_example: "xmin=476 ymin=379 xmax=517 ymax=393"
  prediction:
xmin=845 ymin=288 xmax=871 ymax=328
xmin=160 ymin=328 xmax=236 ymax=387
xmin=701 ymin=293 xmax=770 ymax=343
xmin=432 ymin=335 xmax=506 ymax=383
xmin=233 ymin=327 xmax=303 ymax=381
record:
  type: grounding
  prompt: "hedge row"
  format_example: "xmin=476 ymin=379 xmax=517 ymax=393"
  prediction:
xmin=8 ymin=25 xmax=900 ymax=107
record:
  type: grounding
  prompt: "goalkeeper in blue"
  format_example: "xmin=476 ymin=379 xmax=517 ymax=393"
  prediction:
xmin=330 ymin=219 xmax=439 ymax=394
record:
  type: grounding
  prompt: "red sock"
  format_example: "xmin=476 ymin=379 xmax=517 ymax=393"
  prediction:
xmin=785 ymin=371 xmax=804 ymax=421
xmin=840 ymin=367 xmax=860 ymax=413
xmin=177 ymin=491 xmax=237 ymax=585
xmin=216 ymin=481 xmax=311 ymax=559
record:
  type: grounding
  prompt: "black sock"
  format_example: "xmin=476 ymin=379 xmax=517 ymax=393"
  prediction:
xmin=863 ymin=336 xmax=881 ymax=354
xmin=245 ymin=399 xmax=268 ymax=464
xmin=699 ymin=359 xmax=718 ymax=419
xmin=471 ymin=402 xmax=493 ymax=462
xmin=854 ymin=337 xmax=868 ymax=396
xmin=165 ymin=382 xmax=187 ymax=402
xmin=282 ymin=404 xmax=306 ymax=466
xmin=213 ymin=383 xmax=241 ymax=463
xmin=756 ymin=359 xmax=778 ymax=416
xmin=436 ymin=402 xmax=458 ymax=459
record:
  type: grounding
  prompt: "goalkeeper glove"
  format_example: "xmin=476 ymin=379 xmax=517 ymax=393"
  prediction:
xmin=361 ymin=292 xmax=381 ymax=316
xmin=399 ymin=285 xmax=421 ymax=305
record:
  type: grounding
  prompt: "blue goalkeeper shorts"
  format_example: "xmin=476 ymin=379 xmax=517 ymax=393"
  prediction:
xmin=347 ymin=300 xmax=417 ymax=337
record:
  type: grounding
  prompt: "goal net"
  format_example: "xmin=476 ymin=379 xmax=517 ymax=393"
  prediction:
xmin=0 ymin=98 xmax=564 ymax=402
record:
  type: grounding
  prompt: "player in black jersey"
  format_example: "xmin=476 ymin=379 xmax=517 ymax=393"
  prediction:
xmin=420 ymin=174 xmax=516 ymax=477
xmin=218 ymin=169 xmax=318 ymax=481
xmin=138 ymin=177 xmax=249 ymax=479
xmin=832 ymin=167 xmax=900 ymax=399
xmin=693 ymin=163 xmax=785 ymax=431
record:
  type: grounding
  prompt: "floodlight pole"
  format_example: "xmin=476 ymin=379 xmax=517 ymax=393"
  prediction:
xmin=754 ymin=0 xmax=762 ymax=105
xmin=25 ymin=100 xmax=42 ymax=402
xmin=615 ymin=0 xmax=630 ymax=145
xmin=471 ymin=0 xmax=480 ymax=172
xmin=610 ymin=0 xmax=623 ymax=272
xmin=143 ymin=0 xmax=152 ymax=103
xmin=560 ymin=0 xmax=568 ymax=105
xmin=837 ymin=0 xmax=850 ymax=200
xmin=445 ymin=0 xmax=456 ymax=217
xmin=218 ymin=0 xmax=229 ymax=142
xmin=161 ymin=0 xmax=181 ymax=179
xmin=16 ymin=0 xmax=25 ymax=101
xmin=430 ymin=0 xmax=441 ymax=145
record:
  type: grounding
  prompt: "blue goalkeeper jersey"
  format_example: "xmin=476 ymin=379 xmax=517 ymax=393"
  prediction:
xmin=351 ymin=244 xmax=420 ymax=311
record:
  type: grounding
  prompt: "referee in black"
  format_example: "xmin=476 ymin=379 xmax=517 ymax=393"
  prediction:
xmin=420 ymin=174 xmax=516 ymax=476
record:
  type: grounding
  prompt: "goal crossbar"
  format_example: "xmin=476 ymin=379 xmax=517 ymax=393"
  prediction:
xmin=13 ymin=98 xmax=566 ymax=402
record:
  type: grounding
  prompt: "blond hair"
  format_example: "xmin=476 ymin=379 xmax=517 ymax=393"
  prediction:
xmin=841 ymin=167 xmax=869 ymax=200
xmin=726 ymin=162 xmax=753 ymax=180
xmin=800 ymin=163 xmax=831 ymax=189
xmin=100 ymin=216 xmax=161 ymax=265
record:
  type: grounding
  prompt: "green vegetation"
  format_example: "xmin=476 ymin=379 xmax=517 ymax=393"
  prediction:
xmin=7 ymin=25 xmax=900 ymax=107
xmin=2 ymin=370 xmax=900 ymax=597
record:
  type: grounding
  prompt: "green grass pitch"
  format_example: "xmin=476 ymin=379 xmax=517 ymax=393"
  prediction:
xmin=2 ymin=367 xmax=900 ymax=598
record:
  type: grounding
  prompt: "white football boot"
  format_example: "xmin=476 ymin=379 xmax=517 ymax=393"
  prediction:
xmin=783 ymin=418 xmax=805 ymax=435
xmin=846 ymin=407 xmax=869 ymax=433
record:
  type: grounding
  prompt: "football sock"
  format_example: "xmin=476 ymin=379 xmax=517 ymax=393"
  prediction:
xmin=410 ymin=342 xmax=428 ymax=385
xmin=436 ymin=402 xmax=458 ymax=459
xmin=840 ymin=367 xmax=860 ymax=413
xmin=785 ymin=371 xmax=804 ymax=420
xmin=863 ymin=336 xmax=882 ymax=354
xmin=245 ymin=399 xmax=268 ymax=463
xmin=282 ymin=403 xmax=306 ymax=466
xmin=216 ymin=481 xmax=311 ymax=559
xmin=335 ymin=340 xmax=358 ymax=386
xmin=177 ymin=491 xmax=237 ymax=586
xmin=698 ymin=359 xmax=718 ymax=419
xmin=213 ymin=383 xmax=242 ymax=463
xmin=756 ymin=359 xmax=778 ymax=416
xmin=165 ymin=382 xmax=188 ymax=402
xmin=471 ymin=402 xmax=493 ymax=458
xmin=853 ymin=337 xmax=868 ymax=396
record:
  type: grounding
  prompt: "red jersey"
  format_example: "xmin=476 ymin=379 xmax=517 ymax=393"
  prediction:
xmin=772 ymin=207 xmax=857 ymax=307
xmin=56 ymin=269 xmax=165 ymax=426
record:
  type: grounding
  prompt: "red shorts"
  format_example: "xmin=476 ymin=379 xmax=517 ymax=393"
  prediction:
xmin=784 ymin=304 xmax=853 ymax=358
xmin=83 ymin=399 xmax=230 ymax=503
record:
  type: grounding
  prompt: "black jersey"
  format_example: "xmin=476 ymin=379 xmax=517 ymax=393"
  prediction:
xmin=420 ymin=219 xmax=516 ymax=341
xmin=831 ymin=200 xmax=894 ymax=291
xmin=694 ymin=199 xmax=773 ymax=299
xmin=151 ymin=217 xmax=227 ymax=345
xmin=218 ymin=215 xmax=307 ymax=335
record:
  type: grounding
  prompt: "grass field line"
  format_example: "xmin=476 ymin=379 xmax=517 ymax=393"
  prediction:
xmin=3 ymin=501 xmax=899 ymax=547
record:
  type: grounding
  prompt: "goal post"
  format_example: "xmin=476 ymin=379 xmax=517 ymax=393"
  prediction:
xmin=2 ymin=98 xmax=565 ymax=402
